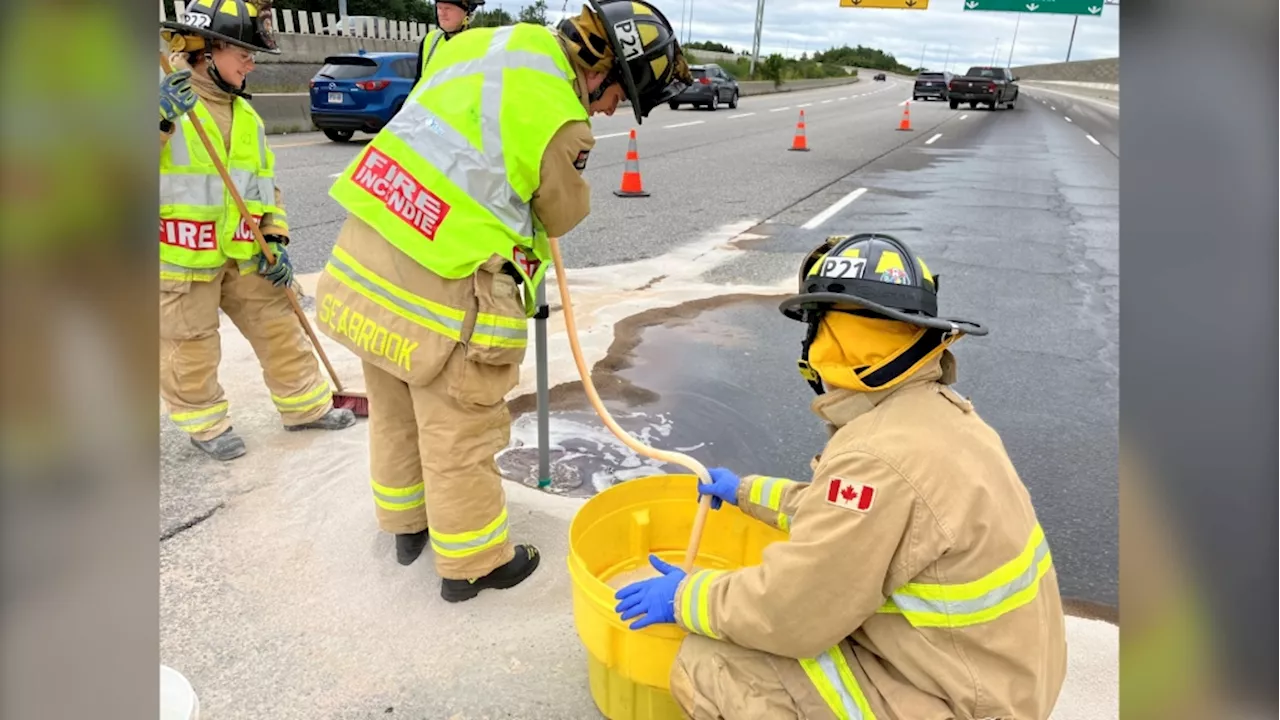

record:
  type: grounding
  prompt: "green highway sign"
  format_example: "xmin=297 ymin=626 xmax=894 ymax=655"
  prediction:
xmin=962 ymin=0 xmax=1105 ymax=15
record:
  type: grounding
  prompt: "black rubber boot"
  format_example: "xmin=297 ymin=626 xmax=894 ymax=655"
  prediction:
xmin=395 ymin=530 xmax=428 ymax=566
xmin=440 ymin=545 xmax=541 ymax=603
xmin=285 ymin=407 xmax=356 ymax=432
xmin=190 ymin=428 xmax=247 ymax=462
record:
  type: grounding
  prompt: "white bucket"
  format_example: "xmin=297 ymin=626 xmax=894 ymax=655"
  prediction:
xmin=160 ymin=664 xmax=200 ymax=720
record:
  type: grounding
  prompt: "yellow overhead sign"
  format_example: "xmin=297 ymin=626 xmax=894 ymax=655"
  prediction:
xmin=839 ymin=0 xmax=930 ymax=8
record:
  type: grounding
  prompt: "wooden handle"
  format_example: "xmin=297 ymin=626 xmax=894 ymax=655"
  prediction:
xmin=161 ymin=53 xmax=344 ymax=393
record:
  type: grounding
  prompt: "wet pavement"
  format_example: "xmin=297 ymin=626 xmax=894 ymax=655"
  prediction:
xmin=499 ymin=98 xmax=1120 ymax=611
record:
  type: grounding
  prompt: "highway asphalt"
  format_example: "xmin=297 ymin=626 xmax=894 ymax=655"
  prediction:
xmin=160 ymin=74 xmax=1120 ymax=717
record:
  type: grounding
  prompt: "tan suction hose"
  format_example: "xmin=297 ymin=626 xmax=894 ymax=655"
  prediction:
xmin=549 ymin=238 xmax=714 ymax=574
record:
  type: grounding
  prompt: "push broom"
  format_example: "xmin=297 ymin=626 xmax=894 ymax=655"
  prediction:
xmin=161 ymin=53 xmax=368 ymax=417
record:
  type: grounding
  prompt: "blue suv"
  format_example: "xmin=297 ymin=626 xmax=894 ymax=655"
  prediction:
xmin=309 ymin=51 xmax=417 ymax=143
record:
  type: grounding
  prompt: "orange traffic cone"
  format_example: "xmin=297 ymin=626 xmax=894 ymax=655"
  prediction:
xmin=897 ymin=101 xmax=913 ymax=131
xmin=613 ymin=129 xmax=650 ymax=197
xmin=789 ymin=110 xmax=810 ymax=151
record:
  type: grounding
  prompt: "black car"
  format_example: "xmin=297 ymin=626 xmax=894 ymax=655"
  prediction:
xmin=912 ymin=71 xmax=952 ymax=101
xmin=670 ymin=64 xmax=740 ymax=111
xmin=873 ymin=72 xmax=886 ymax=81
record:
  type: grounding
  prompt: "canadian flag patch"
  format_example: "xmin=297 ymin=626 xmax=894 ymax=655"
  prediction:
xmin=826 ymin=478 xmax=876 ymax=513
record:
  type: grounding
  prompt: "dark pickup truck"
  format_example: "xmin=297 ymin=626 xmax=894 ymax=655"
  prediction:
xmin=947 ymin=66 xmax=1019 ymax=110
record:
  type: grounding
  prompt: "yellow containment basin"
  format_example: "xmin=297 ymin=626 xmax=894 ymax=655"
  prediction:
xmin=567 ymin=473 xmax=788 ymax=720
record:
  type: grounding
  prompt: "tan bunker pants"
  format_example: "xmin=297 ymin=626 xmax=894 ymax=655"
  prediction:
xmin=671 ymin=635 xmax=875 ymax=720
xmin=160 ymin=259 xmax=333 ymax=441
xmin=363 ymin=342 xmax=518 ymax=580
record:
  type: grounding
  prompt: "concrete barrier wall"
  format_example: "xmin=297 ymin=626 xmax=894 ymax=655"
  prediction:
xmin=1012 ymin=57 xmax=1118 ymax=85
xmin=256 ymin=72 xmax=859 ymax=135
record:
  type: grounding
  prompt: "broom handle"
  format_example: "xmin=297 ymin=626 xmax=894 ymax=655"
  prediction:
xmin=161 ymin=53 xmax=345 ymax=393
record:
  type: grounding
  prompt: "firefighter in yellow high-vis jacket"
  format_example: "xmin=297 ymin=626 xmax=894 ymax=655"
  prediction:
xmin=411 ymin=0 xmax=486 ymax=85
xmin=315 ymin=0 xmax=691 ymax=599
xmin=616 ymin=234 xmax=1068 ymax=719
xmin=159 ymin=0 xmax=355 ymax=462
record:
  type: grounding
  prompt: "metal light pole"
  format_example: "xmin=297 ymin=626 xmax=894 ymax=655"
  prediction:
xmin=679 ymin=0 xmax=689 ymax=45
xmin=685 ymin=0 xmax=696 ymax=44
xmin=990 ymin=37 xmax=1000 ymax=65
xmin=943 ymin=43 xmax=951 ymax=72
xmin=749 ymin=0 xmax=766 ymax=76
xmin=1006 ymin=12 xmax=1022 ymax=68
xmin=1066 ymin=15 xmax=1079 ymax=61
xmin=918 ymin=42 xmax=927 ymax=72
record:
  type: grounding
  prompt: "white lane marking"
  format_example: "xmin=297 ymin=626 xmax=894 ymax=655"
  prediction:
xmin=1064 ymin=116 xmax=1073 ymax=123
xmin=770 ymin=106 xmax=792 ymax=112
xmin=821 ymin=99 xmax=833 ymax=104
xmin=1085 ymin=134 xmax=1101 ymax=145
xmin=594 ymin=131 xmax=630 ymax=139
xmin=664 ymin=120 xmax=705 ymax=129
xmin=925 ymin=133 xmax=942 ymax=145
xmin=802 ymin=187 xmax=868 ymax=230
xmin=838 ymin=96 xmax=849 ymax=100
xmin=959 ymin=113 xmax=969 ymax=120
xmin=329 ymin=171 xmax=342 ymax=178
xmin=797 ymin=103 xmax=813 ymax=108
xmin=727 ymin=112 xmax=756 ymax=119
xmin=1051 ymin=105 xmax=1057 ymax=111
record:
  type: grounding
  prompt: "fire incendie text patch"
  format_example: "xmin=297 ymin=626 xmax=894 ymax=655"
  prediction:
xmin=352 ymin=148 xmax=451 ymax=240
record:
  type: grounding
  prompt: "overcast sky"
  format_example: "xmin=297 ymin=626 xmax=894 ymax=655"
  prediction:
xmin=540 ymin=0 xmax=1119 ymax=70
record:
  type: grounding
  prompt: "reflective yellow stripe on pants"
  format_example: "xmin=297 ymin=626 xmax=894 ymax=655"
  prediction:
xmin=876 ymin=523 xmax=1053 ymax=628
xmin=798 ymin=646 xmax=878 ymax=720
xmin=429 ymin=508 xmax=510 ymax=559
xmin=169 ymin=401 xmax=229 ymax=434
xmin=370 ymin=479 xmax=426 ymax=512
xmin=271 ymin=384 xmax=333 ymax=415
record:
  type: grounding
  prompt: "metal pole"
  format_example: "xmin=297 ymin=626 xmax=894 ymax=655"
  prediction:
xmin=918 ymin=42 xmax=927 ymax=72
xmin=679 ymin=0 xmax=689 ymax=45
xmin=990 ymin=37 xmax=999 ymax=65
xmin=1007 ymin=12 xmax=1021 ymax=68
xmin=749 ymin=0 xmax=765 ymax=76
xmin=943 ymin=43 xmax=951 ymax=72
xmin=685 ymin=0 xmax=695 ymax=44
xmin=1066 ymin=15 xmax=1079 ymax=61
xmin=534 ymin=282 xmax=551 ymax=489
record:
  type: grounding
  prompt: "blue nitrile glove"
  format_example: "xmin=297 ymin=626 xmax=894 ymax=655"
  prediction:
xmin=614 ymin=554 xmax=687 ymax=630
xmin=698 ymin=467 xmax=741 ymax=510
xmin=258 ymin=241 xmax=293 ymax=287
xmin=160 ymin=68 xmax=198 ymax=122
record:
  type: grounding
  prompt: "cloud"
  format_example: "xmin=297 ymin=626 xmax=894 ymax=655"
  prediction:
xmin=545 ymin=0 xmax=1119 ymax=69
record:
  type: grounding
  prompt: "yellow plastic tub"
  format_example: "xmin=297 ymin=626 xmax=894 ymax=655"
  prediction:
xmin=568 ymin=473 xmax=788 ymax=720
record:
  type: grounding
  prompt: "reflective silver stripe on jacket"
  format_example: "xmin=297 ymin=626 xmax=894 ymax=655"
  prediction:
xmin=385 ymin=26 xmax=569 ymax=239
xmin=161 ymin=171 xmax=275 ymax=207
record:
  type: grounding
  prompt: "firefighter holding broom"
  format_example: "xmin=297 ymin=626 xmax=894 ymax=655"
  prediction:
xmin=159 ymin=0 xmax=356 ymax=462
xmin=314 ymin=0 xmax=691 ymax=597
xmin=615 ymin=234 xmax=1067 ymax=719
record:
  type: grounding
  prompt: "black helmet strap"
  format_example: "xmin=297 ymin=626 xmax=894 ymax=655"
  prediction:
xmin=795 ymin=307 xmax=948 ymax=397
xmin=588 ymin=71 xmax=617 ymax=103
xmin=204 ymin=49 xmax=252 ymax=99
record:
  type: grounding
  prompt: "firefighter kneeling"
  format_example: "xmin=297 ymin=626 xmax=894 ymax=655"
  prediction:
xmin=615 ymin=234 xmax=1068 ymax=720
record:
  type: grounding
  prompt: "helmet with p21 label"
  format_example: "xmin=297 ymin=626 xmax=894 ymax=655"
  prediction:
xmin=779 ymin=233 xmax=987 ymax=395
xmin=563 ymin=0 xmax=692 ymax=125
